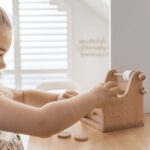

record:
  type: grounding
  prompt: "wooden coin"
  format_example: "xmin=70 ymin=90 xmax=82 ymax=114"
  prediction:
xmin=74 ymin=134 xmax=89 ymax=142
xmin=57 ymin=131 xmax=71 ymax=139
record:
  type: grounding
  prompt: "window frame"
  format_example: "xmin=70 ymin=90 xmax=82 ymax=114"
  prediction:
xmin=9 ymin=0 xmax=72 ymax=88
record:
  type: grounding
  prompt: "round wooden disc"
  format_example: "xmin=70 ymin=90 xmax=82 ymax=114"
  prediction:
xmin=74 ymin=134 xmax=89 ymax=142
xmin=57 ymin=131 xmax=71 ymax=139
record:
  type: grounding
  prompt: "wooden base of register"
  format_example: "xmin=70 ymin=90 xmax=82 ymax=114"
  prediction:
xmin=81 ymin=69 xmax=146 ymax=132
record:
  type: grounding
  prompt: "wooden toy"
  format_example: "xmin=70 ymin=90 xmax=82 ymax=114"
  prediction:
xmin=57 ymin=131 xmax=71 ymax=139
xmin=74 ymin=134 xmax=89 ymax=142
xmin=81 ymin=69 xmax=146 ymax=132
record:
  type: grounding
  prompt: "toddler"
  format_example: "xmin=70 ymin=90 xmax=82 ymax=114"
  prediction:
xmin=0 ymin=7 xmax=123 ymax=150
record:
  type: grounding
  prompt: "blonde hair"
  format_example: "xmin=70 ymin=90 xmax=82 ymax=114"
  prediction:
xmin=0 ymin=7 xmax=12 ymax=30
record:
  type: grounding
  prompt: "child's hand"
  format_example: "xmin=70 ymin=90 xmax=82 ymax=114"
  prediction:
xmin=57 ymin=90 xmax=79 ymax=100
xmin=89 ymin=81 xmax=124 ymax=108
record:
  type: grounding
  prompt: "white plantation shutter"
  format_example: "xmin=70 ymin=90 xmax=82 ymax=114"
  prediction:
xmin=3 ymin=0 xmax=69 ymax=88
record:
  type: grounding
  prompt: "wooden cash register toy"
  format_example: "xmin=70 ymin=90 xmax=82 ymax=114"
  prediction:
xmin=81 ymin=69 xmax=147 ymax=132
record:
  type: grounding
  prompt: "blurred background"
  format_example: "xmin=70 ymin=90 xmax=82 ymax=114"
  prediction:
xmin=0 ymin=0 xmax=110 ymax=92
xmin=1 ymin=0 xmax=150 ymax=149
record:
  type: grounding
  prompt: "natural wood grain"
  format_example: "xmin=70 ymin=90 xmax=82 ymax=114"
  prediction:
xmin=28 ymin=114 xmax=150 ymax=150
xmin=81 ymin=69 xmax=146 ymax=132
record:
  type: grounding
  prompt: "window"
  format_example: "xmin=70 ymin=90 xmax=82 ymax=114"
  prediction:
xmin=2 ymin=0 xmax=69 ymax=89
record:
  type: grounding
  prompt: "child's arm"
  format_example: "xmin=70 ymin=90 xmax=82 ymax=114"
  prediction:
xmin=0 ymin=81 xmax=123 ymax=137
xmin=8 ymin=88 xmax=59 ymax=107
xmin=9 ymin=88 xmax=78 ymax=107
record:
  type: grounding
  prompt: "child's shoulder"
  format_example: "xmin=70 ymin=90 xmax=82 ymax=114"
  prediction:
xmin=0 ymin=84 xmax=13 ymax=99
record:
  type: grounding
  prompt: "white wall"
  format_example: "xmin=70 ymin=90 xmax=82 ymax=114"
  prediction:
xmin=111 ymin=0 xmax=150 ymax=112
xmin=67 ymin=0 xmax=110 ymax=92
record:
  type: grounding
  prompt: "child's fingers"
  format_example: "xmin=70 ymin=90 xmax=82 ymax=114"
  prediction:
xmin=70 ymin=91 xmax=79 ymax=95
xmin=67 ymin=90 xmax=79 ymax=96
xmin=104 ymin=81 xmax=117 ymax=89
xmin=63 ymin=93 xmax=73 ymax=98
xmin=91 ymin=108 xmax=102 ymax=116
xmin=109 ymin=87 xmax=124 ymax=97
xmin=63 ymin=91 xmax=77 ymax=99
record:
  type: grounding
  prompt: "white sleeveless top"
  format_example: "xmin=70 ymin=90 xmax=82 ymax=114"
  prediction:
xmin=0 ymin=131 xmax=24 ymax=150
xmin=0 ymin=83 xmax=24 ymax=150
